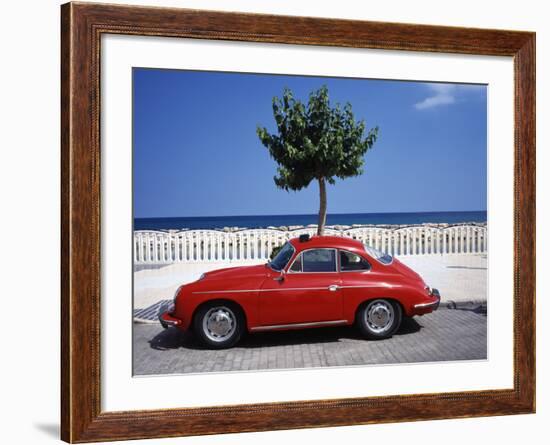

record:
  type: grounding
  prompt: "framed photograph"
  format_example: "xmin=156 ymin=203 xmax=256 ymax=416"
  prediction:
xmin=61 ymin=2 xmax=535 ymax=442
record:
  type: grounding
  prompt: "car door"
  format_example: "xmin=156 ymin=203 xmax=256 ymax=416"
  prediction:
xmin=259 ymin=248 xmax=343 ymax=326
xmin=338 ymin=249 xmax=378 ymax=316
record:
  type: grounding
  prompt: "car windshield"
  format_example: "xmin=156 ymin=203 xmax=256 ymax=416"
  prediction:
xmin=269 ymin=242 xmax=295 ymax=271
xmin=363 ymin=245 xmax=393 ymax=265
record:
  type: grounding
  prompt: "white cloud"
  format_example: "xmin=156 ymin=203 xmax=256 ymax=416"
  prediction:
xmin=414 ymin=84 xmax=457 ymax=110
xmin=414 ymin=83 xmax=485 ymax=111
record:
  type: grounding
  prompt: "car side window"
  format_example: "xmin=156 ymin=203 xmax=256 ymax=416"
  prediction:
xmin=301 ymin=249 xmax=337 ymax=272
xmin=289 ymin=254 xmax=302 ymax=272
xmin=340 ymin=250 xmax=371 ymax=272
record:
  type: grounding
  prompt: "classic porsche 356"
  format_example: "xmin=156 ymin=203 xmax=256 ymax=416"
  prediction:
xmin=160 ymin=235 xmax=440 ymax=349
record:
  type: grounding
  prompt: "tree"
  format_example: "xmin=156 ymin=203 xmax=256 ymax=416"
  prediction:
xmin=257 ymin=85 xmax=379 ymax=235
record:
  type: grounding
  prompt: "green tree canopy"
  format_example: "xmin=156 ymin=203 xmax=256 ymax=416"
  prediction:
xmin=257 ymin=85 xmax=379 ymax=235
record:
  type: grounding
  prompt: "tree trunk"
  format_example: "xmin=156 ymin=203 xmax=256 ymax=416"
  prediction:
xmin=317 ymin=177 xmax=327 ymax=236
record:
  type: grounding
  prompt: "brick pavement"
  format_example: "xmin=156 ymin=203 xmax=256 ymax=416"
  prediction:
xmin=133 ymin=307 xmax=487 ymax=376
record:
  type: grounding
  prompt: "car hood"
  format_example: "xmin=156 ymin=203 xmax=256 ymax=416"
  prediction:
xmin=201 ymin=264 xmax=269 ymax=281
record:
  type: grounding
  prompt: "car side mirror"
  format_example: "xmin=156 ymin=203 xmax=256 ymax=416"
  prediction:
xmin=273 ymin=271 xmax=285 ymax=282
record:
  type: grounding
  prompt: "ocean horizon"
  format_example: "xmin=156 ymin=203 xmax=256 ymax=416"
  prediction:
xmin=134 ymin=210 xmax=487 ymax=231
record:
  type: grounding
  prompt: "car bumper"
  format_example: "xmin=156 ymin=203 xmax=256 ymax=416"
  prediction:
xmin=159 ymin=311 xmax=184 ymax=329
xmin=413 ymin=288 xmax=441 ymax=314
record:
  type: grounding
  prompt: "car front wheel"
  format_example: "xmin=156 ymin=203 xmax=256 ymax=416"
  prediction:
xmin=193 ymin=302 xmax=244 ymax=349
xmin=357 ymin=299 xmax=402 ymax=340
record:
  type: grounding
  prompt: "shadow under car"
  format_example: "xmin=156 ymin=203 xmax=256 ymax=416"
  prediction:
xmin=147 ymin=316 xmax=423 ymax=351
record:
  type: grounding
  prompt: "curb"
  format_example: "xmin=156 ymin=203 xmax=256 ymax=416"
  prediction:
xmin=442 ymin=300 xmax=487 ymax=309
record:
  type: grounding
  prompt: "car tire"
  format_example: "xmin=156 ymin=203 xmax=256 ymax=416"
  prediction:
xmin=193 ymin=302 xmax=244 ymax=349
xmin=357 ymin=299 xmax=402 ymax=340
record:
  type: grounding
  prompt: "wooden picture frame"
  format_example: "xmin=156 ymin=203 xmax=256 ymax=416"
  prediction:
xmin=61 ymin=2 xmax=535 ymax=442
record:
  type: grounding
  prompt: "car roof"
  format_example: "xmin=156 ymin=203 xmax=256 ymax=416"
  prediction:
xmin=289 ymin=235 xmax=364 ymax=251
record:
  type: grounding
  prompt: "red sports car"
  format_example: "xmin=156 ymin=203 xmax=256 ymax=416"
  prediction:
xmin=160 ymin=235 xmax=440 ymax=348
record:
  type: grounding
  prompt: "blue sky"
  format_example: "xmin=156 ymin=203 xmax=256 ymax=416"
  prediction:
xmin=133 ymin=68 xmax=487 ymax=218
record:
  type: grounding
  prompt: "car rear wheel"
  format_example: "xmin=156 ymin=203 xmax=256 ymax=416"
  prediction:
xmin=357 ymin=299 xmax=402 ymax=340
xmin=193 ymin=302 xmax=244 ymax=349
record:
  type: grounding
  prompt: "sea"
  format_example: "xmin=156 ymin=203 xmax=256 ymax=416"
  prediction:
xmin=134 ymin=211 xmax=487 ymax=231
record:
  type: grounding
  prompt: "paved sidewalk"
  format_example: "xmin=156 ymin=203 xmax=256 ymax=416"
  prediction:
xmin=133 ymin=307 xmax=487 ymax=376
xmin=399 ymin=254 xmax=487 ymax=305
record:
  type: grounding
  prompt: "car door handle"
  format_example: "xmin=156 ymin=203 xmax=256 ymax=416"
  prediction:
xmin=328 ymin=285 xmax=340 ymax=292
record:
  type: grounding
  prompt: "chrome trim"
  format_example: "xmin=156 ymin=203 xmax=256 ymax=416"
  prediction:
xmin=159 ymin=313 xmax=180 ymax=328
xmin=202 ymin=306 xmax=237 ymax=342
xmin=193 ymin=286 xmax=330 ymax=295
xmin=365 ymin=299 xmax=394 ymax=333
xmin=192 ymin=283 xmax=396 ymax=295
xmin=250 ymin=319 xmax=348 ymax=332
xmin=340 ymin=283 xmax=398 ymax=289
xmin=414 ymin=300 xmax=439 ymax=308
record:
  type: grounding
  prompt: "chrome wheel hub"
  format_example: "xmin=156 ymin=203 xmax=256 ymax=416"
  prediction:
xmin=366 ymin=300 xmax=394 ymax=333
xmin=203 ymin=307 xmax=236 ymax=342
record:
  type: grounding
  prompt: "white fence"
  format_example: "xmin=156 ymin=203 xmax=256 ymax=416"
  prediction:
xmin=133 ymin=225 xmax=487 ymax=265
